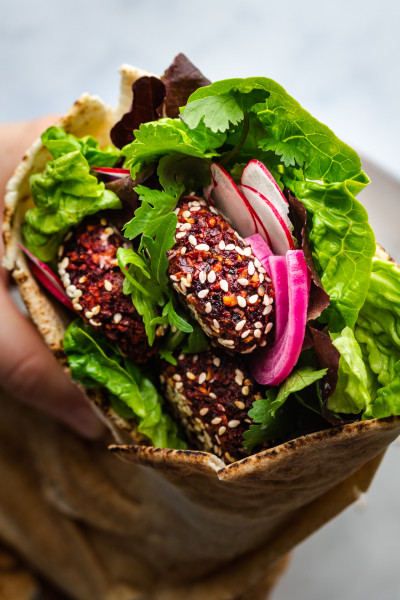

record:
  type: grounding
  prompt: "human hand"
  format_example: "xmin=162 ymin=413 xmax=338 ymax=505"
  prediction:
xmin=0 ymin=117 xmax=104 ymax=438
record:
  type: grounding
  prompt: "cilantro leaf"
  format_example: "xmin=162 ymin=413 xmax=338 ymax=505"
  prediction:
xmin=123 ymin=186 xmax=178 ymax=240
xmin=157 ymin=153 xmax=211 ymax=196
xmin=142 ymin=212 xmax=177 ymax=290
xmin=242 ymin=366 xmax=326 ymax=451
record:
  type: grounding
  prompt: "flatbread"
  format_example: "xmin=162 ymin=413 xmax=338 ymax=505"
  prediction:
xmin=3 ymin=64 xmax=400 ymax=599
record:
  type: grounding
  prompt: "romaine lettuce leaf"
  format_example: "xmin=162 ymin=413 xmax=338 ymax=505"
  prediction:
xmin=355 ymin=258 xmax=400 ymax=384
xmin=287 ymin=178 xmax=375 ymax=331
xmin=327 ymin=327 xmax=372 ymax=414
xmin=63 ymin=320 xmax=185 ymax=449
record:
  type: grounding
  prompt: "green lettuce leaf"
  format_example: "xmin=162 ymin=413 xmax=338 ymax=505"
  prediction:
xmin=23 ymin=133 xmax=121 ymax=262
xmin=363 ymin=362 xmax=400 ymax=420
xmin=63 ymin=320 xmax=185 ymax=449
xmin=287 ymin=178 xmax=375 ymax=331
xmin=327 ymin=327 xmax=372 ymax=414
xmin=355 ymin=258 xmax=400 ymax=388
xmin=41 ymin=126 xmax=121 ymax=166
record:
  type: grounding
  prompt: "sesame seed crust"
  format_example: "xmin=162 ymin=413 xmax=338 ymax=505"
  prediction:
xmin=168 ymin=197 xmax=275 ymax=354
xmin=160 ymin=350 xmax=262 ymax=463
xmin=58 ymin=219 xmax=160 ymax=363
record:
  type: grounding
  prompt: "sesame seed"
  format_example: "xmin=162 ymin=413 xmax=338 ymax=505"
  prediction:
xmin=195 ymin=243 xmax=210 ymax=251
xmin=210 ymin=206 xmax=218 ymax=215
xmin=113 ymin=312 xmax=122 ymax=324
xmin=241 ymin=330 xmax=251 ymax=339
xmin=199 ymin=407 xmax=209 ymax=416
xmin=263 ymin=295 xmax=271 ymax=306
xmin=265 ymin=322 xmax=273 ymax=334
xmin=104 ymin=280 xmax=113 ymax=292
xmin=58 ymin=245 xmax=64 ymax=258
xmin=180 ymin=284 xmax=187 ymax=295
xmin=235 ymin=375 xmax=243 ymax=386
xmin=92 ymin=305 xmax=101 ymax=315
xmin=242 ymin=344 xmax=257 ymax=354
xmin=100 ymin=218 xmax=107 ymax=226
xmin=259 ymin=266 xmax=266 ymax=274
xmin=237 ymin=278 xmax=249 ymax=286
xmin=89 ymin=319 xmax=101 ymax=327
xmin=170 ymin=274 xmax=178 ymax=282
xmin=235 ymin=319 xmax=246 ymax=332
xmin=243 ymin=247 xmax=252 ymax=257
xmin=258 ymin=286 xmax=265 ymax=296
xmin=225 ymin=244 xmax=235 ymax=251
xmin=228 ymin=419 xmax=240 ymax=428
xmin=104 ymin=227 xmax=114 ymax=236
xmin=85 ymin=310 xmax=93 ymax=319
xmin=176 ymin=381 xmax=183 ymax=390
xmin=207 ymin=270 xmax=216 ymax=283
xmin=235 ymin=400 xmax=246 ymax=410
xmin=254 ymin=329 xmax=262 ymax=339
xmin=178 ymin=354 xmax=185 ymax=361
xmin=199 ymin=271 xmax=207 ymax=284
xmin=188 ymin=235 xmax=197 ymax=246
xmin=78 ymin=275 xmax=87 ymax=284
xmin=182 ymin=210 xmax=191 ymax=218
xmin=181 ymin=247 xmax=187 ymax=255
xmin=198 ymin=372 xmax=207 ymax=385
xmin=74 ymin=289 xmax=82 ymax=298
xmin=237 ymin=295 xmax=247 ymax=308
xmin=209 ymin=392 xmax=217 ymax=399
xmin=218 ymin=426 xmax=227 ymax=436
xmin=189 ymin=200 xmax=200 ymax=207
xmin=173 ymin=374 xmax=181 ymax=381
xmin=260 ymin=340 xmax=267 ymax=347
xmin=59 ymin=257 xmax=69 ymax=270
xmin=219 ymin=240 xmax=226 ymax=250
xmin=218 ymin=338 xmax=235 ymax=347
xmin=254 ymin=258 xmax=261 ymax=268
xmin=181 ymin=222 xmax=191 ymax=230
xmin=74 ymin=303 xmax=83 ymax=311
xmin=213 ymin=319 xmax=220 ymax=330
xmin=220 ymin=279 xmax=229 ymax=292
xmin=66 ymin=285 xmax=77 ymax=298
xmin=263 ymin=305 xmax=273 ymax=316
xmin=247 ymin=261 xmax=255 ymax=276
xmin=198 ymin=289 xmax=209 ymax=299
xmin=186 ymin=372 xmax=196 ymax=380
xmin=205 ymin=302 xmax=212 ymax=314
xmin=212 ymin=417 xmax=222 ymax=425
xmin=248 ymin=294 xmax=259 ymax=304
xmin=181 ymin=278 xmax=191 ymax=288
xmin=175 ymin=231 xmax=187 ymax=239
xmin=213 ymin=357 xmax=220 ymax=367
xmin=242 ymin=386 xmax=249 ymax=396
xmin=259 ymin=273 xmax=264 ymax=283
xmin=191 ymin=206 xmax=201 ymax=212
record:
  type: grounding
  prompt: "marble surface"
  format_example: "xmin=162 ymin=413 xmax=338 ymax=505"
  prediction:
xmin=1 ymin=1 xmax=400 ymax=598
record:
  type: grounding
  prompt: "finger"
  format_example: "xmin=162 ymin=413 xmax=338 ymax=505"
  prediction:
xmin=0 ymin=283 xmax=105 ymax=439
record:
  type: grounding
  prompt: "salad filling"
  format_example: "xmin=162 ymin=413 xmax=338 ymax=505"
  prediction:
xmin=19 ymin=54 xmax=400 ymax=462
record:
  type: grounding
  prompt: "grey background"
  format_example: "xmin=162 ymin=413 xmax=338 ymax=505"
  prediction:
xmin=2 ymin=1 xmax=400 ymax=598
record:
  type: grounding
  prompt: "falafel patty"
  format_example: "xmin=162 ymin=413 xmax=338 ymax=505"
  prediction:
xmin=168 ymin=197 xmax=275 ymax=354
xmin=160 ymin=350 xmax=262 ymax=463
xmin=58 ymin=219 xmax=160 ymax=363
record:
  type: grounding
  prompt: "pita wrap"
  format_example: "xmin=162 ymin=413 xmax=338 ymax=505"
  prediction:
xmin=2 ymin=64 xmax=400 ymax=599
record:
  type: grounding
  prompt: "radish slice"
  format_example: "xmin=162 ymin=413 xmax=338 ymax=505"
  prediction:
xmin=245 ymin=234 xmax=287 ymax=341
xmin=244 ymin=233 xmax=273 ymax=264
xmin=209 ymin=163 xmax=271 ymax=245
xmin=250 ymin=250 xmax=308 ymax=386
xmin=241 ymin=160 xmax=292 ymax=231
xmin=240 ymin=184 xmax=295 ymax=255
xmin=17 ymin=244 xmax=73 ymax=310
xmin=92 ymin=167 xmax=130 ymax=180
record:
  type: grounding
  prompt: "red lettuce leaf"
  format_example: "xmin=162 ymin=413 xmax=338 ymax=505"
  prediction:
xmin=162 ymin=53 xmax=211 ymax=118
xmin=286 ymin=191 xmax=330 ymax=321
xmin=110 ymin=76 xmax=166 ymax=149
